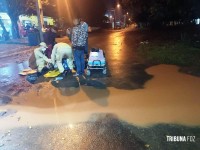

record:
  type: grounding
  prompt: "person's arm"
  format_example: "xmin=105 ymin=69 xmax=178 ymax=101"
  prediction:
xmin=66 ymin=46 xmax=74 ymax=70
xmin=66 ymin=28 xmax=71 ymax=41
xmin=35 ymin=49 xmax=51 ymax=63
xmin=81 ymin=27 xmax=87 ymax=46
xmin=71 ymin=27 xmax=78 ymax=47
xmin=51 ymin=44 xmax=58 ymax=65
xmin=84 ymin=22 xmax=89 ymax=32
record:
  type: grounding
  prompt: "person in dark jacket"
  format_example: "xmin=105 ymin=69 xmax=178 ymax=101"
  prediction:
xmin=48 ymin=27 xmax=57 ymax=47
xmin=44 ymin=27 xmax=57 ymax=58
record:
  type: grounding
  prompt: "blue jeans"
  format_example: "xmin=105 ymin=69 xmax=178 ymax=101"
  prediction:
xmin=74 ymin=49 xmax=85 ymax=75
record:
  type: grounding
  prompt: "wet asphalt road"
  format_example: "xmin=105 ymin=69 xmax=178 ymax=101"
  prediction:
xmin=82 ymin=27 xmax=152 ymax=90
xmin=0 ymin=26 xmax=152 ymax=96
xmin=42 ymin=27 xmax=152 ymax=91
xmin=0 ymin=27 xmax=152 ymax=150
xmin=0 ymin=113 xmax=200 ymax=150
xmin=48 ymin=27 xmax=152 ymax=91
xmin=1 ymin=27 xmax=200 ymax=150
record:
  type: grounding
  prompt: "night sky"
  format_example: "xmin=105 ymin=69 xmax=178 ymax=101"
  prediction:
xmin=57 ymin=0 xmax=116 ymax=26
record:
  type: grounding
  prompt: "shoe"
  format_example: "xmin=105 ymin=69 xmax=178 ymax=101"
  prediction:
xmin=73 ymin=73 xmax=80 ymax=77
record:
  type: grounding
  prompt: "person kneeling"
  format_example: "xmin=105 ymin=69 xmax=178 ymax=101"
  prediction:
xmin=34 ymin=42 xmax=52 ymax=75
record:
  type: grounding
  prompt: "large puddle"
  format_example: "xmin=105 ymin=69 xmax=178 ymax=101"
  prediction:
xmin=1 ymin=64 xmax=200 ymax=130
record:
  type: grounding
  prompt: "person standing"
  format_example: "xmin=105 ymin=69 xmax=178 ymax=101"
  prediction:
xmin=71 ymin=18 xmax=87 ymax=76
xmin=51 ymin=43 xmax=73 ymax=74
xmin=80 ymin=18 xmax=89 ymax=55
xmin=45 ymin=27 xmax=57 ymax=58
xmin=48 ymin=27 xmax=57 ymax=47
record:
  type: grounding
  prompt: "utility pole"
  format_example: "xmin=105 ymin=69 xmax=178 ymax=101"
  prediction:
xmin=124 ymin=14 xmax=126 ymax=28
xmin=110 ymin=9 xmax=116 ymax=29
xmin=36 ymin=0 xmax=44 ymax=42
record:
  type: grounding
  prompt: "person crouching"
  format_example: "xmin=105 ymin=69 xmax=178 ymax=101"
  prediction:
xmin=34 ymin=42 xmax=52 ymax=74
xmin=51 ymin=43 xmax=73 ymax=75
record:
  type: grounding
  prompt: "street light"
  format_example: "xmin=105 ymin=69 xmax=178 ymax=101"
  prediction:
xmin=109 ymin=9 xmax=116 ymax=29
xmin=109 ymin=3 xmax=121 ymax=29
xmin=127 ymin=12 xmax=129 ymax=15
xmin=109 ymin=15 xmax=113 ymax=23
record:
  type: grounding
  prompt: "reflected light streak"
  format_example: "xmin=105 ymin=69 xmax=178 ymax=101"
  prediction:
xmin=54 ymin=98 xmax=60 ymax=124
xmin=56 ymin=0 xmax=61 ymax=17
xmin=57 ymin=0 xmax=74 ymax=24
xmin=64 ymin=0 xmax=73 ymax=24
xmin=69 ymin=124 xmax=74 ymax=129
xmin=109 ymin=33 xmax=124 ymax=61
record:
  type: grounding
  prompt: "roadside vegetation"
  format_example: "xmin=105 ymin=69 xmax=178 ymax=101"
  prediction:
xmin=135 ymin=26 xmax=200 ymax=76
xmin=138 ymin=41 xmax=200 ymax=67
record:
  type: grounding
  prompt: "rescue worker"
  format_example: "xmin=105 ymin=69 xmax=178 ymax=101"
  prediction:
xmin=34 ymin=42 xmax=51 ymax=73
xmin=51 ymin=43 xmax=73 ymax=74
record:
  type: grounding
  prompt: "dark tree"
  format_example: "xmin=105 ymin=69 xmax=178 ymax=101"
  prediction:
xmin=121 ymin=0 xmax=200 ymax=27
xmin=62 ymin=0 xmax=107 ymax=26
xmin=78 ymin=0 xmax=107 ymax=26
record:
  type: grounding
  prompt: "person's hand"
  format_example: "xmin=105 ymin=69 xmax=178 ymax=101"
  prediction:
xmin=47 ymin=63 xmax=54 ymax=70
xmin=66 ymin=28 xmax=71 ymax=34
xmin=54 ymin=64 xmax=58 ymax=69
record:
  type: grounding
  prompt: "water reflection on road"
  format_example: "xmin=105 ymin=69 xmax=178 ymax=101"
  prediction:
xmin=0 ymin=28 xmax=200 ymax=134
xmin=0 ymin=64 xmax=200 ymax=130
xmin=0 ymin=61 xmax=30 ymax=94
xmin=108 ymin=32 xmax=125 ymax=61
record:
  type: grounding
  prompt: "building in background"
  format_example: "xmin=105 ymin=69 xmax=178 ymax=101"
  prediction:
xmin=19 ymin=15 xmax=54 ymax=27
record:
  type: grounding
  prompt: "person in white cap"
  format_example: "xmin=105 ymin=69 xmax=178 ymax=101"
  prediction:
xmin=51 ymin=42 xmax=74 ymax=74
xmin=34 ymin=42 xmax=51 ymax=72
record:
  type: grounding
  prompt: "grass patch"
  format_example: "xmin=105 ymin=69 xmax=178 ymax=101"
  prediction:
xmin=137 ymin=42 xmax=200 ymax=67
